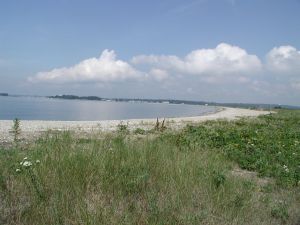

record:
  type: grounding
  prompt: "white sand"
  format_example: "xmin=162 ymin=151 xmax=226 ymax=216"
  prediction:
xmin=0 ymin=107 xmax=271 ymax=142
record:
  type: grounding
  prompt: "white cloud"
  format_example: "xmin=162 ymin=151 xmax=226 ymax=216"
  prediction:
xmin=148 ymin=68 xmax=169 ymax=81
xmin=266 ymin=45 xmax=300 ymax=74
xmin=29 ymin=50 xmax=144 ymax=83
xmin=28 ymin=43 xmax=300 ymax=102
xmin=132 ymin=43 xmax=262 ymax=78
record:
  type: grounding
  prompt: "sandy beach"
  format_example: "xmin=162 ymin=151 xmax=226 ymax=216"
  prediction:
xmin=0 ymin=107 xmax=271 ymax=143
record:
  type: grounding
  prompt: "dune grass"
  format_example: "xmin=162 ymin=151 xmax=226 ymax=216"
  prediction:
xmin=0 ymin=110 xmax=299 ymax=224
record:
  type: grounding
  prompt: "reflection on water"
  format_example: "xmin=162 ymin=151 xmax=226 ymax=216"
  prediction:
xmin=0 ymin=96 xmax=218 ymax=121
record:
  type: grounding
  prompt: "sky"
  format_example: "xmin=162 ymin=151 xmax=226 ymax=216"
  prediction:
xmin=0 ymin=0 xmax=300 ymax=106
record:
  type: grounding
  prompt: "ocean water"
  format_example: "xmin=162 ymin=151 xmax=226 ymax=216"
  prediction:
xmin=0 ymin=96 xmax=218 ymax=121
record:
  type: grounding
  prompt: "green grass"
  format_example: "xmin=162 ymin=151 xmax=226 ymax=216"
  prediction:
xmin=0 ymin=110 xmax=299 ymax=224
xmin=175 ymin=109 xmax=300 ymax=187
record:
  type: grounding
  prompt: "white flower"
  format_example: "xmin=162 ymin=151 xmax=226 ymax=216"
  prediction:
xmin=283 ymin=165 xmax=289 ymax=172
xmin=23 ymin=157 xmax=28 ymax=160
xmin=16 ymin=168 xmax=21 ymax=172
xmin=22 ymin=161 xmax=32 ymax=167
xmin=36 ymin=160 xmax=40 ymax=164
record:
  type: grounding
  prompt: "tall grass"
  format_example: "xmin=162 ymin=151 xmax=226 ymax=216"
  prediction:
xmin=0 ymin=110 xmax=299 ymax=224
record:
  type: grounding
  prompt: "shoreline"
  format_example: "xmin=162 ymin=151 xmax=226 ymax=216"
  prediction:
xmin=0 ymin=107 xmax=271 ymax=143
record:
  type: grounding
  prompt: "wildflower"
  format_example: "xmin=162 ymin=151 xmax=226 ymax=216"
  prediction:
xmin=36 ymin=160 xmax=40 ymax=164
xmin=23 ymin=157 xmax=28 ymax=160
xmin=22 ymin=161 xmax=32 ymax=167
xmin=283 ymin=165 xmax=289 ymax=173
xmin=16 ymin=168 xmax=21 ymax=172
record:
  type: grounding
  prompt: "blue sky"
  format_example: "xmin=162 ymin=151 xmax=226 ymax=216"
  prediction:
xmin=1 ymin=0 xmax=300 ymax=105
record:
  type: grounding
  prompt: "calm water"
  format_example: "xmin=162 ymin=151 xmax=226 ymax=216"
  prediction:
xmin=0 ymin=96 xmax=218 ymax=121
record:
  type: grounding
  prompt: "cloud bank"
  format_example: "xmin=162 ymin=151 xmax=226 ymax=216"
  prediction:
xmin=28 ymin=43 xmax=300 ymax=105
xmin=30 ymin=43 xmax=300 ymax=84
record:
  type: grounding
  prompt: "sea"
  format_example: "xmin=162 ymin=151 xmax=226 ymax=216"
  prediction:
xmin=0 ymin=96 xmax=218 ymax=121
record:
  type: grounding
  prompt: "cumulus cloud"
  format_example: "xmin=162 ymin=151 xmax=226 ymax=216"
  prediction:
xmin=28 ymin=43 xmax=300 ymax=100
xmin=132 ymin=43 xmax=262 ymax=78
xmin=266 ymin=45 xmax=300 ymax=74
xmin=148 ymin=68 xmax=169 ymax=81
xmin=29 ymin=50 xmax=144 ymax=83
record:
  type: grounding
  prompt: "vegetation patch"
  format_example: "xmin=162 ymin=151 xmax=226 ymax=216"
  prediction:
xmin=0 ymin=110 xmax=299 ymax=224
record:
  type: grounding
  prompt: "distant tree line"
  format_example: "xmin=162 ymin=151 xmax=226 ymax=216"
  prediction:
xmin=47 ymin=94 xmax=298 ymax=109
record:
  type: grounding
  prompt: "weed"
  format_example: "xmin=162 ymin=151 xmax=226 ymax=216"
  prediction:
xmin=17 ymin=157 xmax=45 ymax=201
xmin=212 ymin=170 xmax=226 ymax=188
xmin=11 ymin=118 xmax=21 ymax=145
